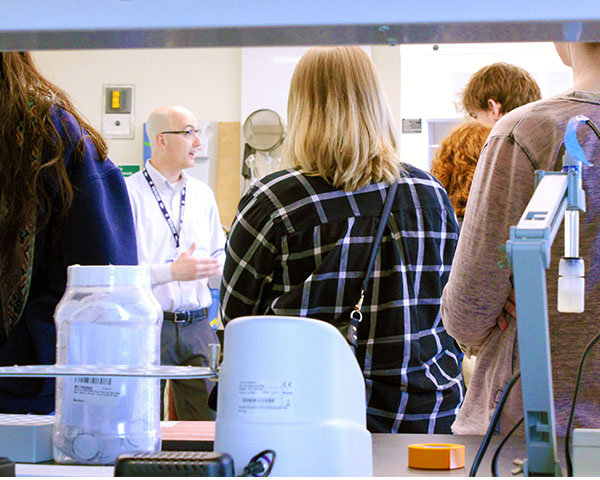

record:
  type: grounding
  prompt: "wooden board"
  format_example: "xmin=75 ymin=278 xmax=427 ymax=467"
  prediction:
xmin=216 ymin=122 xmax=241 ymax=231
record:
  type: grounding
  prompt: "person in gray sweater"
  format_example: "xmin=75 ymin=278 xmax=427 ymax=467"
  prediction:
xmin=442 ymin=42 xmax=600 ymax=436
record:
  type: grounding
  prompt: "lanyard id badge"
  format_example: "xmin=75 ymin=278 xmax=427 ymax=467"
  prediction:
xmin=143 ymin=168 xmax=186 ymax=248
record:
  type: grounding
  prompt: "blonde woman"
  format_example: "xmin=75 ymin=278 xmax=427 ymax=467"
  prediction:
xmin=221 ymin=46 xmax=464 ymax=433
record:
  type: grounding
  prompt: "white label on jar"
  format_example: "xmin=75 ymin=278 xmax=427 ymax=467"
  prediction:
xmin=237 ymin=380 xmax=294 ymax=416
xmin=72 ymin=377 xmax=121 ymax=407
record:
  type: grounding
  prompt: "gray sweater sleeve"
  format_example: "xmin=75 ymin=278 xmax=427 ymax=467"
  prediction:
xmin=441 ymin=130 xmax=537 ymax=349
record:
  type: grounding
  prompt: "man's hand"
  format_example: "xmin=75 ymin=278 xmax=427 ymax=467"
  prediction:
xmin=170 ymin=243 xmax=222 ymax=281
xmin=497 ymin=288 xmax=517 ymax=331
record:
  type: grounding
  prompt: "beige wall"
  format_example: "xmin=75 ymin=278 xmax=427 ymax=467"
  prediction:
xmin=33 ymin=48 xmax=242 ymax=167
xmin=33 ymin=47 xmax=402 ymax=168
xmin=31 ymin=46 xmax=402 ymax=224
xmin=371 ymin=45 xmax=402 ymax=135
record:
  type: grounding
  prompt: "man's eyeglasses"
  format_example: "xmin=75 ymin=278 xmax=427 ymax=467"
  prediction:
xmin=161 ymin=128 xmax=201 ymax=139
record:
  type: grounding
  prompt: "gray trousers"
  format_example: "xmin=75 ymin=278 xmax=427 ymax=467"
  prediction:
xmin=160 ymin=317 xmax=218 ymax=420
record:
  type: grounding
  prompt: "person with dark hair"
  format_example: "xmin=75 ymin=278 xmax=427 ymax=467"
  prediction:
xmin=459 ymin=62 xmax=541 ymax=126
xmin=221 ymin=46 xmax=464 ymax=434
xmin=430 ymin=120 xmax=492 ymax=225
xmin=0 ymin=52 xmax=138 ymax=414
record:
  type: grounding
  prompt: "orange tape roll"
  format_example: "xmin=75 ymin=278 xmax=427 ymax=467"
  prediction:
xmin=407 ymin=443 xmax=465 ymax=470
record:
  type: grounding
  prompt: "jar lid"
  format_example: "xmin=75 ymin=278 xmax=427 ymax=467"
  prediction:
xmin=66 ymin=265 xmax=151 ymax=287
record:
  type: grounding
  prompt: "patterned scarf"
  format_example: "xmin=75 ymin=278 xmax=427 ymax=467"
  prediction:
xmin=1 ymin=112 xmax=39 ymax=338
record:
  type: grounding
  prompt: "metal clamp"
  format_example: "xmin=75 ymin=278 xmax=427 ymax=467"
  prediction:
xmin=208 ymin=343 xmax=221 ymax=372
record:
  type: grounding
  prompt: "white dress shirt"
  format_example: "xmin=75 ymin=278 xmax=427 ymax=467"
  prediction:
xmin=126 ymin=161 xmax=226 ymax=311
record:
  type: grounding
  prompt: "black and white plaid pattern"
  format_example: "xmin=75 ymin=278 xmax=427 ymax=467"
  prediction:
xmin=221 ymin=165 xmax=464 ymax=433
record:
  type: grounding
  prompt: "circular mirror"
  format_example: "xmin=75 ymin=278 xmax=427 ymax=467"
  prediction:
xmin=243 ymin=109 xmax=286 ymax=152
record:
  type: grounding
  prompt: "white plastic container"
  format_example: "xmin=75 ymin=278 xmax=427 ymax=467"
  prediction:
xmin=53 ymin=265 xmax=162 ymax=465
xmin=572 ymin=428 xmax=600 ymax=476
xmin=214 ymin=316 xmax=373 ymax=476
xmin=557 ymin=257 xmax=585 ymax=313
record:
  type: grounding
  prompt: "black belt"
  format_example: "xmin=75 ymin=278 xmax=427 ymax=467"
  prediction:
xmin=163 ymin=308 xmax=208 ymax=324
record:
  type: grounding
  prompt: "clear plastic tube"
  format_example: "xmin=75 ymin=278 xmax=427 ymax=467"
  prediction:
xmin=564 ymin=210 xmax=579 ymax=258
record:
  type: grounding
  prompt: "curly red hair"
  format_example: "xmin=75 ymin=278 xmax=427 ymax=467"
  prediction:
xmin=431 ymin=120 xmax=492 ymax=218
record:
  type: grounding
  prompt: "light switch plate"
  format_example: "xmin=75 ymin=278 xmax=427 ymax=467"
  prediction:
xmin=102 ymin=84 xmax=135 ymax=139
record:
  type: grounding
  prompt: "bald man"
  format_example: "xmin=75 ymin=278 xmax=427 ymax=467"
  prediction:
xmin=126 ymin=106 xmax=225 ymax=420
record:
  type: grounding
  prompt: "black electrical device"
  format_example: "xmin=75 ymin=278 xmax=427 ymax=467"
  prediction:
xmin=0 ymin=458 xmax=14 ymax=477
xmin=114 ymin=451 xmax=234 ymax=477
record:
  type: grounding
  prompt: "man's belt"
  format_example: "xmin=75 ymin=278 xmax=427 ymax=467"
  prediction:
xmin=163 ymin=308 xmax=208 ymax=324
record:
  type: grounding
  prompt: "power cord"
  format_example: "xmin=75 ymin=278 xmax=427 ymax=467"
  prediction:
xmin=565 ymin=329 xmax=600 ymax=476
xmin=491 ymin=417 xmax=524 ymax=476
xmin=584 ymin=117 xmax=600 ymax=141
xmin=469 ymin=369 xmax=521 ymax=477
xmin=240 ymin=449 xmax=276 ymax=477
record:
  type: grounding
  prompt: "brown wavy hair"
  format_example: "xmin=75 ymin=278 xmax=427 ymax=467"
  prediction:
xmin=459 ymin=62 xmax=541 ymax=116
xmin=0 ymin=52 xmax=107 ymax=333
xmin=430 ymin=120 xmax=492 ymax=218
xmin=283 ymin=46 xmax=402 ymax=191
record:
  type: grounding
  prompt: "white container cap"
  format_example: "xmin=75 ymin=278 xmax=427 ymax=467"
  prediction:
xmin=559 ymin=257 xmax=585 ymax=277
xmin=66 ymin=265 xmax=151 ymax=287
xmin=573 ymin=428 xmax=600 ymax=446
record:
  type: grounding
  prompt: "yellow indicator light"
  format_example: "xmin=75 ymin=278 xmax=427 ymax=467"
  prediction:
xmin=111 ymin=90 xmax=121 ymax=109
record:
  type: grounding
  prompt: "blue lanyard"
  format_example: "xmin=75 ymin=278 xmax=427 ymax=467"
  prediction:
xmin=143 ymin=168 xmax=186 ymax=248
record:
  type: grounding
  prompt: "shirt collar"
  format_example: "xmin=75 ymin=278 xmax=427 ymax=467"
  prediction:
xmin=146 ymin=161 xmax=187 ymax=194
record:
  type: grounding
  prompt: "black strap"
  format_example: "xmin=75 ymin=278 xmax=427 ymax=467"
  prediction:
xmin=142 ymin=168 xmax=186 ymax=248
xmin=363 ymin=182 xmax=398 ymax=292
xmin=348 ymin=182 xmax=398 ymax=347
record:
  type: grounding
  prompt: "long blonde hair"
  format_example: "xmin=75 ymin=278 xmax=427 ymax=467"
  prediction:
xmin=283 ymin=46 xmax=402 ymax=191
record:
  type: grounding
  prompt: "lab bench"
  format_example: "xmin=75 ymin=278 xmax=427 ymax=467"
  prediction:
xmin=13 ymin=423 xmax=559 ymax=477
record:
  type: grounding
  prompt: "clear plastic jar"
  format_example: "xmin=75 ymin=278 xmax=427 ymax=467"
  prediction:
xmin=53 ymin=265 xmax=162 ymax=465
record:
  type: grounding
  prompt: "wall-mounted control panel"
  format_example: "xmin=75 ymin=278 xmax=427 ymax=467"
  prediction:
xmin=102 ymin=84 xmax=134 ymax=139
xmin=187 ymin=120 xmax=219 ymax=190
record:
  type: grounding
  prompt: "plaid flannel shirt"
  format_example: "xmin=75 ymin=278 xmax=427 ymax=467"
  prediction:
xmin=221 ymin=165 xmax=464 ymax=433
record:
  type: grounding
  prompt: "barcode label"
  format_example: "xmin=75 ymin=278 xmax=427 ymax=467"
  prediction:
xmin=71 ymin=376 xmax=121 ymax=407
xmin=74 ymin=377 xmax=112 ymax=386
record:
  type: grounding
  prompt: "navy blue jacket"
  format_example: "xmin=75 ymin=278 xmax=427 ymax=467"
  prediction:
xmin=0 ymin=107 xmax=138 ymax=413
